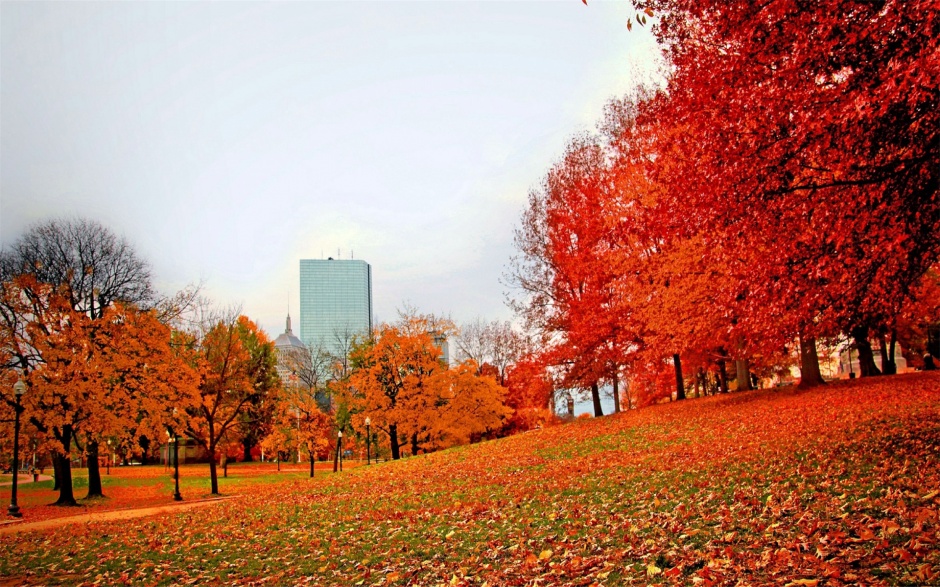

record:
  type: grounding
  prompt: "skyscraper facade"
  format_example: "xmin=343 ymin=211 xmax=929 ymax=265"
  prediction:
xmin=299 ymin=258 xmax=373 ymax=357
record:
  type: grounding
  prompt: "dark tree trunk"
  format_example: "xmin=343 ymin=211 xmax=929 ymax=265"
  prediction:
xmin=52 ymin=458 xmax=60 ymax=491
xmin=888 ymin=330 xmax=898 ymax=374
xmin=735 ymin=359 xmax=753 ymax=391
xmin=797 ymin=335 xmax=826 ymax=388
xmin=52 ymin=452 xmax=77 ymax=506
xmin=333 ymin=436 xmax=342 ymax=472
xmin=86 ymin=440 xmax=104 ymax=498
xmin=717 ymin=349 xmax=729 ymax=393
xmin=389 ymin=424 xmax=401 ymax=460
xmin=138 ymin=436 xmax=150 ymax=465
xmin=697 ymin=368 xmax=708 ymax=396
xmin=879 ymin=334 xmax=897 ymax=375
xmin=242 ymin=440 xmax=254 ymax=462
xmin=53 ymin=426 xmax=77 ymax=506
xmin=673 ymin=354 xmax=686 ymax=400
xmin=411 ymin=432 xmax=420 ymax=457
xmin=309 ymin=453 xmax=315 ymax=478
xmin=612 ymin=375 xmax=621 ymax=413
xmin=591 ymin=382 xmax=603 ymax=417
xmin=208 ymin=453 xmax=220 ymax=495
xmin=851 ymin=326 xmax=882 ymax=377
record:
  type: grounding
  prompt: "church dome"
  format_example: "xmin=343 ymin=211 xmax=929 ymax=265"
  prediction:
xmin=274 ymin=314 xmax=306 ymax=351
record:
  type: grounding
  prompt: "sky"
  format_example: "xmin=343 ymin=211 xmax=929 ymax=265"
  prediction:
xmin=0 ymin=1 xmax=662 ymax=339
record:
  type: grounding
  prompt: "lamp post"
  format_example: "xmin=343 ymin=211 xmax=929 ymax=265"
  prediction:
xmin=106 ymin=439 xmax=111 ymax=475
xmin=8 ymin=379 xmax=27 ymax=518
xmin=364 ymin=417 xmax=371 ymax=465
xmin=167 ymin=429 xmax=182 ymax=501
xmin=333 ymin=430 xmax=343 ymax=473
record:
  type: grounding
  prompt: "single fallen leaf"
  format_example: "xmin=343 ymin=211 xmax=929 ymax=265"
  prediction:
xmin=857 ymin=527 xmax=876 ymax=540
xmin=647 ymin=563 xmax=662 ymax=577
xmin=538 ymin=549 xmax=552 ymax=561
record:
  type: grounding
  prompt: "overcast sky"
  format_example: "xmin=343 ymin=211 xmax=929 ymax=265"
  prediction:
xmin=1 ymin=1 xmax=661 ymax=338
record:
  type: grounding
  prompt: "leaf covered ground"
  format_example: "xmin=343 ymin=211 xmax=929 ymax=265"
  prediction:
xmin=2 ymin=373 xmax=938 ymax=586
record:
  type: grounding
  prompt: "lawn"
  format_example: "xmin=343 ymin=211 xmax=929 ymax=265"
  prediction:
xmin=1 ymin=373 xmax=938 ymax=586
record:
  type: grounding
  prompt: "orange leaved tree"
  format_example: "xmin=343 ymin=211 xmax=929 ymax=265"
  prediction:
xmin=184 ymin=311 xmax=279 ymax=494
xmin=350 ymin=316 xmax=512 ymax=459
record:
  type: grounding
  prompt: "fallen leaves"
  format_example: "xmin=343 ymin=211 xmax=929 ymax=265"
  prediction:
xmin=1 ymin=374 xmax=938 ymax=586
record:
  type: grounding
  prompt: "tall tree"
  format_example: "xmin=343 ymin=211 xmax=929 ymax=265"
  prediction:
xmin=348 ymin=324 xmax=443 ymax=459
xmin=184 ymin=312 xmax=279 ymax=494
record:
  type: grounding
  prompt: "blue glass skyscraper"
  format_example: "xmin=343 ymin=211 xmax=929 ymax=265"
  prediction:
xmin=299 ymin=258 xmax=373 ymax=357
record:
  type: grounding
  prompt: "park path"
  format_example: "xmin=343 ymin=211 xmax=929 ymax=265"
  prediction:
xmin=0 ymin=495 xmax=238 ymax=535
xmin=0 ymin=473 xmax=53 ymax=487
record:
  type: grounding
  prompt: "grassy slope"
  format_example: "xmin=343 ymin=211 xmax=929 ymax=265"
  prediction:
xmin=2 ymin=373 xmax=938 ymax=586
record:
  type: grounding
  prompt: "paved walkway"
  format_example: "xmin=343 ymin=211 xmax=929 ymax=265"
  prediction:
xmin=0 ymin=473 xmax=52 ymax=487
xmin=0 ymin=495 xmax=238 ymax=535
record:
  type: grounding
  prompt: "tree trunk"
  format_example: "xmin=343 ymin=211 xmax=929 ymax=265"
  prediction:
xmin=53 ymin=426 xmax=77 ymax=506
xmin=851 ymin=326 xmax=881 ymax=377
xmin=673 ymin=354 xmax=686 ymax=400
xmin=410 ymin=432 xmax=420 ymax=457
xmin=309 ymin=453 xmax=315 ymax=478
xmin=333 ymin=436 xmax=342 ymax=472
xmin=52 ymin=452 xmax=77 ymax=506
xmin=797 ymin=334 xmax=826 ymax=388
xmin=138 ymin=436 xmax=150 ymax=465
xmin=880 ymin=334 xmax=897 ymax=375
xmin=888 ymin=330 xmax=898 ymax=375
xmin=52 ymin=457 xmax=60 ymax=491
xmin=389 ymin=424 xmax=401 ymax=460
xmin=86 ymin=440 xmax=104 ymax=498
xmin=717 ymin=350 xmax=729 ymax=393
xmin=612 ymin=375 xmax=621 ymax=413
xmin=208 ymin=453 xmax=220 ymax=495
xmin=242 ymin=439 xmax=254 ymax=462
xmin=735 ymin=359 xmax=752 ymax=391
xmin=591 ymin=382 xmax=603 ymax=417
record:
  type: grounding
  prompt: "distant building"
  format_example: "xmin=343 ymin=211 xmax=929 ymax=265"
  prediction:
xmin=299 ymin=258 xmax=373 ymax=357
xmin=432 ymin=331 xmax=450 ymax=367
xmin=273 ymin=313 xmax=306 ymax=380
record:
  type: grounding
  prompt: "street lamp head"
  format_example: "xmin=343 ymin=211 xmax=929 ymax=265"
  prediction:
xmin=364 ymin=416 xmax=370 ymax=426
xmin=13 ymin=379 xmax=26 ymax=396
xmin=337 ymin=431 xmax=343 ymax=439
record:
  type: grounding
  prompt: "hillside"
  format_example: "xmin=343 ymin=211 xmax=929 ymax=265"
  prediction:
xmin=3 ymin=373 xmax=939 ymax=586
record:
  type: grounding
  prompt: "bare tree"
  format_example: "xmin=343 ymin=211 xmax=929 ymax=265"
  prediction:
xmin=4 ymin=217 xmax=153 ymax=318
xmin=455 ymin=318 xmax=525 ymax=385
